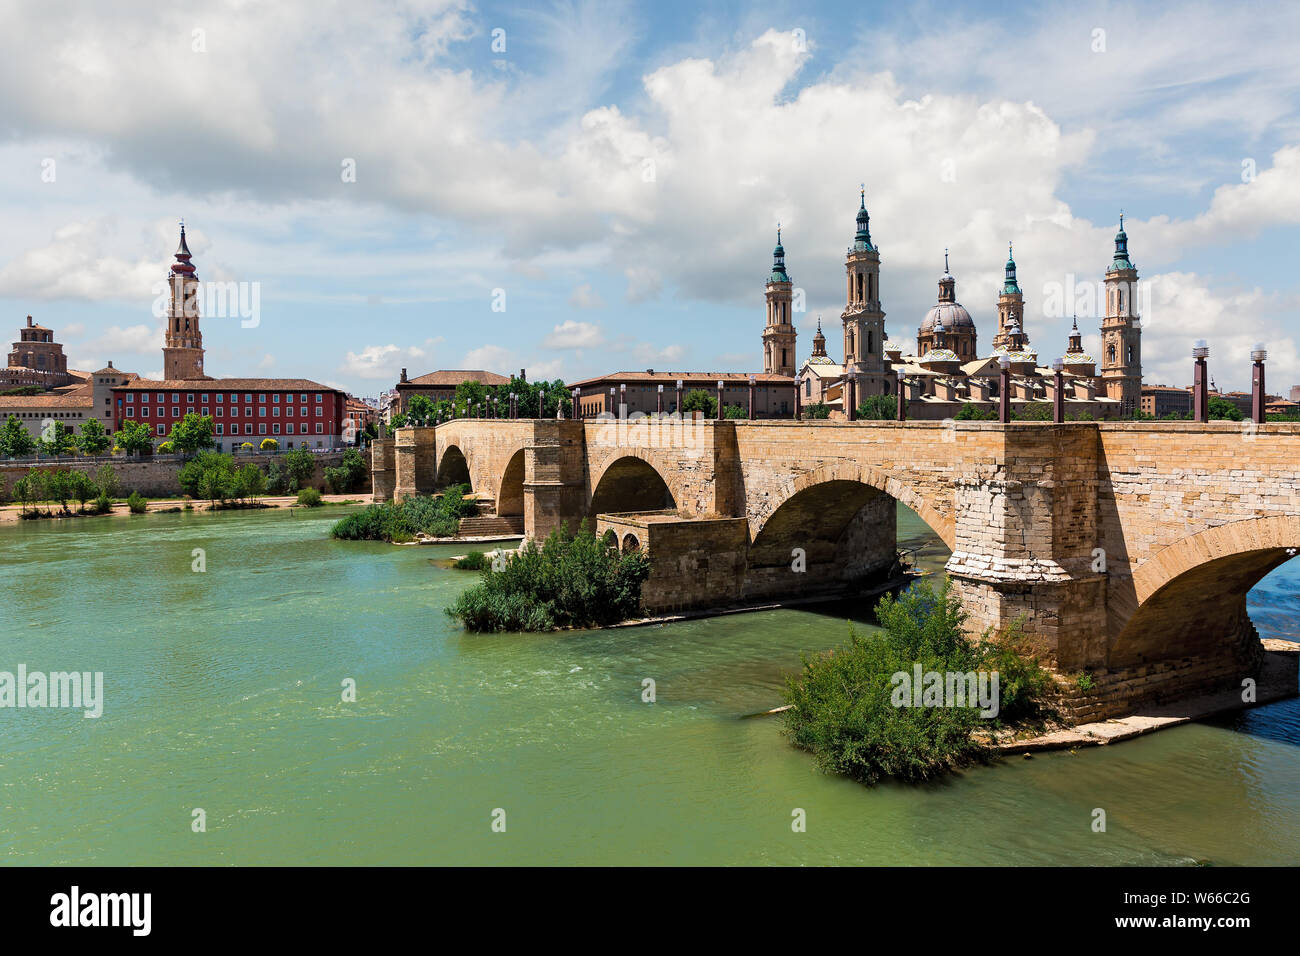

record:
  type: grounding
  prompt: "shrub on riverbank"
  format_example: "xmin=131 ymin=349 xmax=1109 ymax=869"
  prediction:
xmin=781 ymin=579 xmax=1052 ymax=785
xmin=446 ymin=521 xmax=652 ymax=632
xmin=453 ymin=550 xmax=490 ymax=570
xmin=329 ymin=485 xmax=475 ymax=542
xmin=127 ymin=491 xmax=148 ymax=514
xmin=297 ymin=488 xmax=323 ymax=507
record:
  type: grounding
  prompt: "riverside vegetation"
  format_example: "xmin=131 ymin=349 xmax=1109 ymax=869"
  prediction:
xmin=782 ymin=579 xmax=1053 ymax=786
xmin=330 ymin=486 xmax=477 ymax=542
xmin=447 ymin=522 xmax=652 ymax=632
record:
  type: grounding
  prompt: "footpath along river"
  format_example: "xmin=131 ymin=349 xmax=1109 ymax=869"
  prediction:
xmin=1 ymin=503 xmax=1297 ymax=865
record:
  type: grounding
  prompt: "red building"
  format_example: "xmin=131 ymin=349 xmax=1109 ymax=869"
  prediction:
xmin=110 ymin=225 xmax=347 ymax=450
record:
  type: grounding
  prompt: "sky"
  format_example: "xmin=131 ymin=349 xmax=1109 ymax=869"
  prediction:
xmin=1 ymin=0 xmax=1297 ymax=398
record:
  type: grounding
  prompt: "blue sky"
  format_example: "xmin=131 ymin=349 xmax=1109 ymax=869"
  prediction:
xmin=1 ymin=0 xmax=1297 ymax=398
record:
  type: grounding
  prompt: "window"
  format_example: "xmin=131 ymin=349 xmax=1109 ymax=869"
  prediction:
xmin=272 ymin=406 xmax=279 ymax=417
xmin=244 ymin=393 xmax=252 ymax=403
xmin=156 ymin=393 xmax=164 ymax=403
xmin=142 ymin=406 xmax=149 ymax=417
xmin=127 ymin=406 xmax=135 ymax=416
xmin=287 ymin=422 xmax=295 ymax=434
xmin=172 ymin=393 xmax=180 ymax=402
xmin=315 ymin=406 xmax=322 ymax=416
xmin=259 ymin=393 xmax=266 ymax=403
xmin=157 ymin=424 xmax=165 ymax=436
xmin=273 ymin=423 xmax=280 ymax=434
xmin=245 ymin=423 xmax=252 ymax=435
xmin=229 ymin=406 xmax=238 ymax=418
xmin=172 ymin=406 xmax=179 ymax=418
xmin=316 ymin=393 xmax=322 ymax=403
xmin=259 ymin=423 xmax=267 ymax=435
xmin=215 ymin=407 xmax=222 ymax=417
xmin=259 ymin=406 xmax=266 ymax=417
xmin=216 ymin=394 xmax=223 ymax=403
xmin=187 ymin=393 xmax=195 ymax=402
xmin=201 ymin=393 xmax=209 ymax=402
xmin=201 ymin=407 xmax=209 ymax=416
xmin=315 ymin=423 xmax=323 ymax=434
xmin=273 ymin=394 xmax=280 ymax=403
xmin=216 ymin=423 xmax=224 ymax=435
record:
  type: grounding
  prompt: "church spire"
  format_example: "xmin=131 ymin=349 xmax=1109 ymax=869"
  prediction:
xmin=1003 ymin=241 xmax=1020 ymax=294
xmin=769 ymin=223 xmax=790 ymax=283
xmin=171 ymin=220 xmax=196 ymax=276
xmin=853 ymin=185 xmax=872 ymax=251
xmin=1109 ymin=211 xmax=1134 ymax=272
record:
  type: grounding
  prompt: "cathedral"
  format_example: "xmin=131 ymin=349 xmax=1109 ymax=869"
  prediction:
xmin=776 ymin=193 xmax=1142 ymax=420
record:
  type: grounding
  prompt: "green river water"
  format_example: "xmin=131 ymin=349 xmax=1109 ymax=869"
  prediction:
xmin=1 ymin=503 xmax=1298 ymax=866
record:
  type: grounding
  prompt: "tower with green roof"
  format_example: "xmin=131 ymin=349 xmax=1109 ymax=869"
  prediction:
xmin=841 ymin=187 xmax=890 ymax=397
xmin=992 ymin=242 xmax=1026 ymax=352
xmin=1100 ymin=213 xmax=1142 ymax=415
xmin=762 ymin=225 xmax=797 ymax=377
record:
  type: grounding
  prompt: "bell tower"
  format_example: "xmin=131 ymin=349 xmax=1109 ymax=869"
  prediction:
xmin=841 ymin=187 xmax=889 ymax=396
xmin=992 ymin=243 xmax=1024 ymax=351
xmin=162 ymin=221 xmax=207 ymax=380
xmin=1100 ymin=213 xmax=1142 ymax=415
xmin=762 ymin=226 xmax=797 ymax=377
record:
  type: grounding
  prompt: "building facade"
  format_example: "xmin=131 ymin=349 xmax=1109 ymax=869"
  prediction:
xmin=109 ymin=226 xmax=346 ymax=450
xmin=761 ymin=228 xmax=797 ymax=377
xmin=570 ymin=371 xmax=795 ymax=419
xmin=4 ymin=315 xmax=73 ymax=388
xmin=393 ymin=368 xmax=512 ymax=414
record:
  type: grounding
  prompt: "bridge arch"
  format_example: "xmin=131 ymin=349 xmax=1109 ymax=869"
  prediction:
xmin=1111 ymin=515 xmax=1300 ymax=667
xmin=752 ymin=461 xmax=955 ymax=550
xmin=589 ymin=453 xmax=681 ymax=517
xmin=496 ymin=449 xmax=525 ymax=516
xmin=436 ymin=443 xmax=472 ymax=490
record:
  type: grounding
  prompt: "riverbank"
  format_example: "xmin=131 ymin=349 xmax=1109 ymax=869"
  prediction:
xmin=0 ymin=492 xmax=371 ymax=524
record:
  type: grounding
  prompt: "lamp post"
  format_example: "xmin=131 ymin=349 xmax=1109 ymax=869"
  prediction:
xmin=716 ymin=379 xmax=725 ymax=420
xmin=1193 ymin=340 xmax=1210 ymax=423
xmin=747 ymin=373 xmax=756 ymax=420
xmin=896 ymin=368 xmax=907 ymax=422
xmin=846 ymin=378 xmax=856 ymax=421
xmin=619 ymin=383 xmax=627 ymax=418
xmin=657 ymin=383 xmax=664 ymax=415
xmin=572 ymin=387 xmax=580 ymax=419
xmin=794 ymin=374 xmax=802 ymax=420
xmin=609 ymin=386 xmax=616 ymax=417
xmin=676 ymin=379 xmax=683 ymax=416
xmin=998 ymin=354 xmax=1011 ymax=423
xmin=1251 ymin=343 xmax=1267 ymax=424
xmin=1052 ymin=358 xmax=1065 ymax=424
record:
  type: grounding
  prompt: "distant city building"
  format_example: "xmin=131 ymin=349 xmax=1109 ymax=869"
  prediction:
xmin=1291 ymin=385 xmax=1300 ymax=403
xmin=4 ymin=315 xmax=74 ymax=388
xmin=570 ymin=371 xmax=795 ymax=418
xmin=1141 ymin=385 xmax=1194 ymax=418
xmin=1266 ymin=398 xmax=1299 ymax=417
xmin=109 ymin=225 xmax=346 ymax=451
xmin=344 ymin=396 xmax=378 ymax=440
xmin=393 ymin=367 xmax=511 ymax=415
xmin=791 ymin=193 xmax=1136 ymax=420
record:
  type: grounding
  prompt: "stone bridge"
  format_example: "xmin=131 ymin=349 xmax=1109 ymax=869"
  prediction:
xmin=371 ymin=417 xmax=1300 ymax=718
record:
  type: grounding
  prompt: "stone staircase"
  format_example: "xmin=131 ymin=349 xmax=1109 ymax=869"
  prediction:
xmin=456 ymin=514 xmax=524 ymax=538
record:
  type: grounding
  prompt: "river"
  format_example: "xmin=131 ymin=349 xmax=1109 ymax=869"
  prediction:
xmin=1 ymin=503 xmax=1297 ymax=865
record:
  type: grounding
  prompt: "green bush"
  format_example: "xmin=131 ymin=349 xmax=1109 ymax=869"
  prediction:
xmin=453 ymin=550 xmax=490 ymax=570
xmin=297 ymin=487 xmax=323 ymax=507
xmin=330 ymin=485 xmax=473 ymax=542
xmin=91 ymin=492 xmax=113 ymax=515
xmin=804 ymin=402 xmax=831 ymax=419
xmin=127 ymin=491 xmax=148 ymax=514
xmin=723 ymin=403 xmax=748 ymax=419
xmin=446 ymin=521 xmax=652 ymax=632
xmin=325 ymin=447 xmax=369 ymax=493
xmin=855 ymin=394 xmax=896 ymax=420
xmin=955 ymin=403 xmax=998 ymax=420
xmin=781 ymin=579 xmax=1052 ymax=785
xmin=680 ymin=389 xmax=717 ymax=416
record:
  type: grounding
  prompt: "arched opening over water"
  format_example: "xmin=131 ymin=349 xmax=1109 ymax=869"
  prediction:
xmin=436 ymin=445 xmax=471 ymax=490
xmin=590 ymin=456 xmax=677 ymax=516
xmin=496 ymin=450 xmax=524 ymax=516
xmin=1111 ymin=516 xmax=1300 ymax=669
xmin=621 ymin=532 xmax=641 ymax=554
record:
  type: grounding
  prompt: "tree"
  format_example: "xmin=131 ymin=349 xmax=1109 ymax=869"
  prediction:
xmin=169 ymin=413 xmax=216 ymax=455
xmin=95 ymin=464 xmax=121 ymax=499
xmin=231 ymin=463 xmax=266 ymax=503
xmin=855 ymin=394 xmax=896 ymax=420
xmin=179 ymin=451 xmax=234 ymax=498
xmin=38 ymin=421 xmax=76 ymax=457
xmin=75 ymin=418 xmax=111 ymax=456
xmin=259 ymin=437 xmax=279 ymax=451
xmin=407 ymin=394 xmax=436 ymax=425
xmin=723 ymin=403 xmax=748 ymax=419
xmin=69 ymin=470 xmax=97 ymax=510
xmin=1011 ymin=401 xmax=1053 ymax=422
xmin=116 ymin=420 xmax=155 ymax=456
xmin=0 ymin=415 xmax=35 ymax=457
xmin=283 ymin=446 xmax=315 ymax=491
xmin=1209 ymin=396 xmax=1243 ymax=421
xmin=44 ymin=469 xmax=71 ymax=510
xmin=954 ymin=403 xmax=997 ymax=420
xmin=324 ymin=447 xmax=369 ymax=493
xmin=389 ymin=412 xmax=409 ymax=429
xmin=680 ymin=389 xmax=717 ymax=416
xmin=804 ymin=402 xmax=831 ymax=420
xmin=198 ymin=464 xmax=232 ymax=505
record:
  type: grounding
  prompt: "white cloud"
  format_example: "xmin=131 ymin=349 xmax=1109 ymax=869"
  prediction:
xmin=567 ymin=283 xmax=605 ymax=309
xmin=339 ymin=343 xmax=427 ymax=379
xmin=544 ymin=319 xmax=605 ymax=348
xmin=82 ymin=323 xmax=163 ymax=356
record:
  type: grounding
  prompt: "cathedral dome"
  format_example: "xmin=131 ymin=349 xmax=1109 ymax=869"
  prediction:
xmin=1061 ymin=351 xmax=1095 ymax=366
xmin=921 ymin=302 xmax=975 ymax=331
